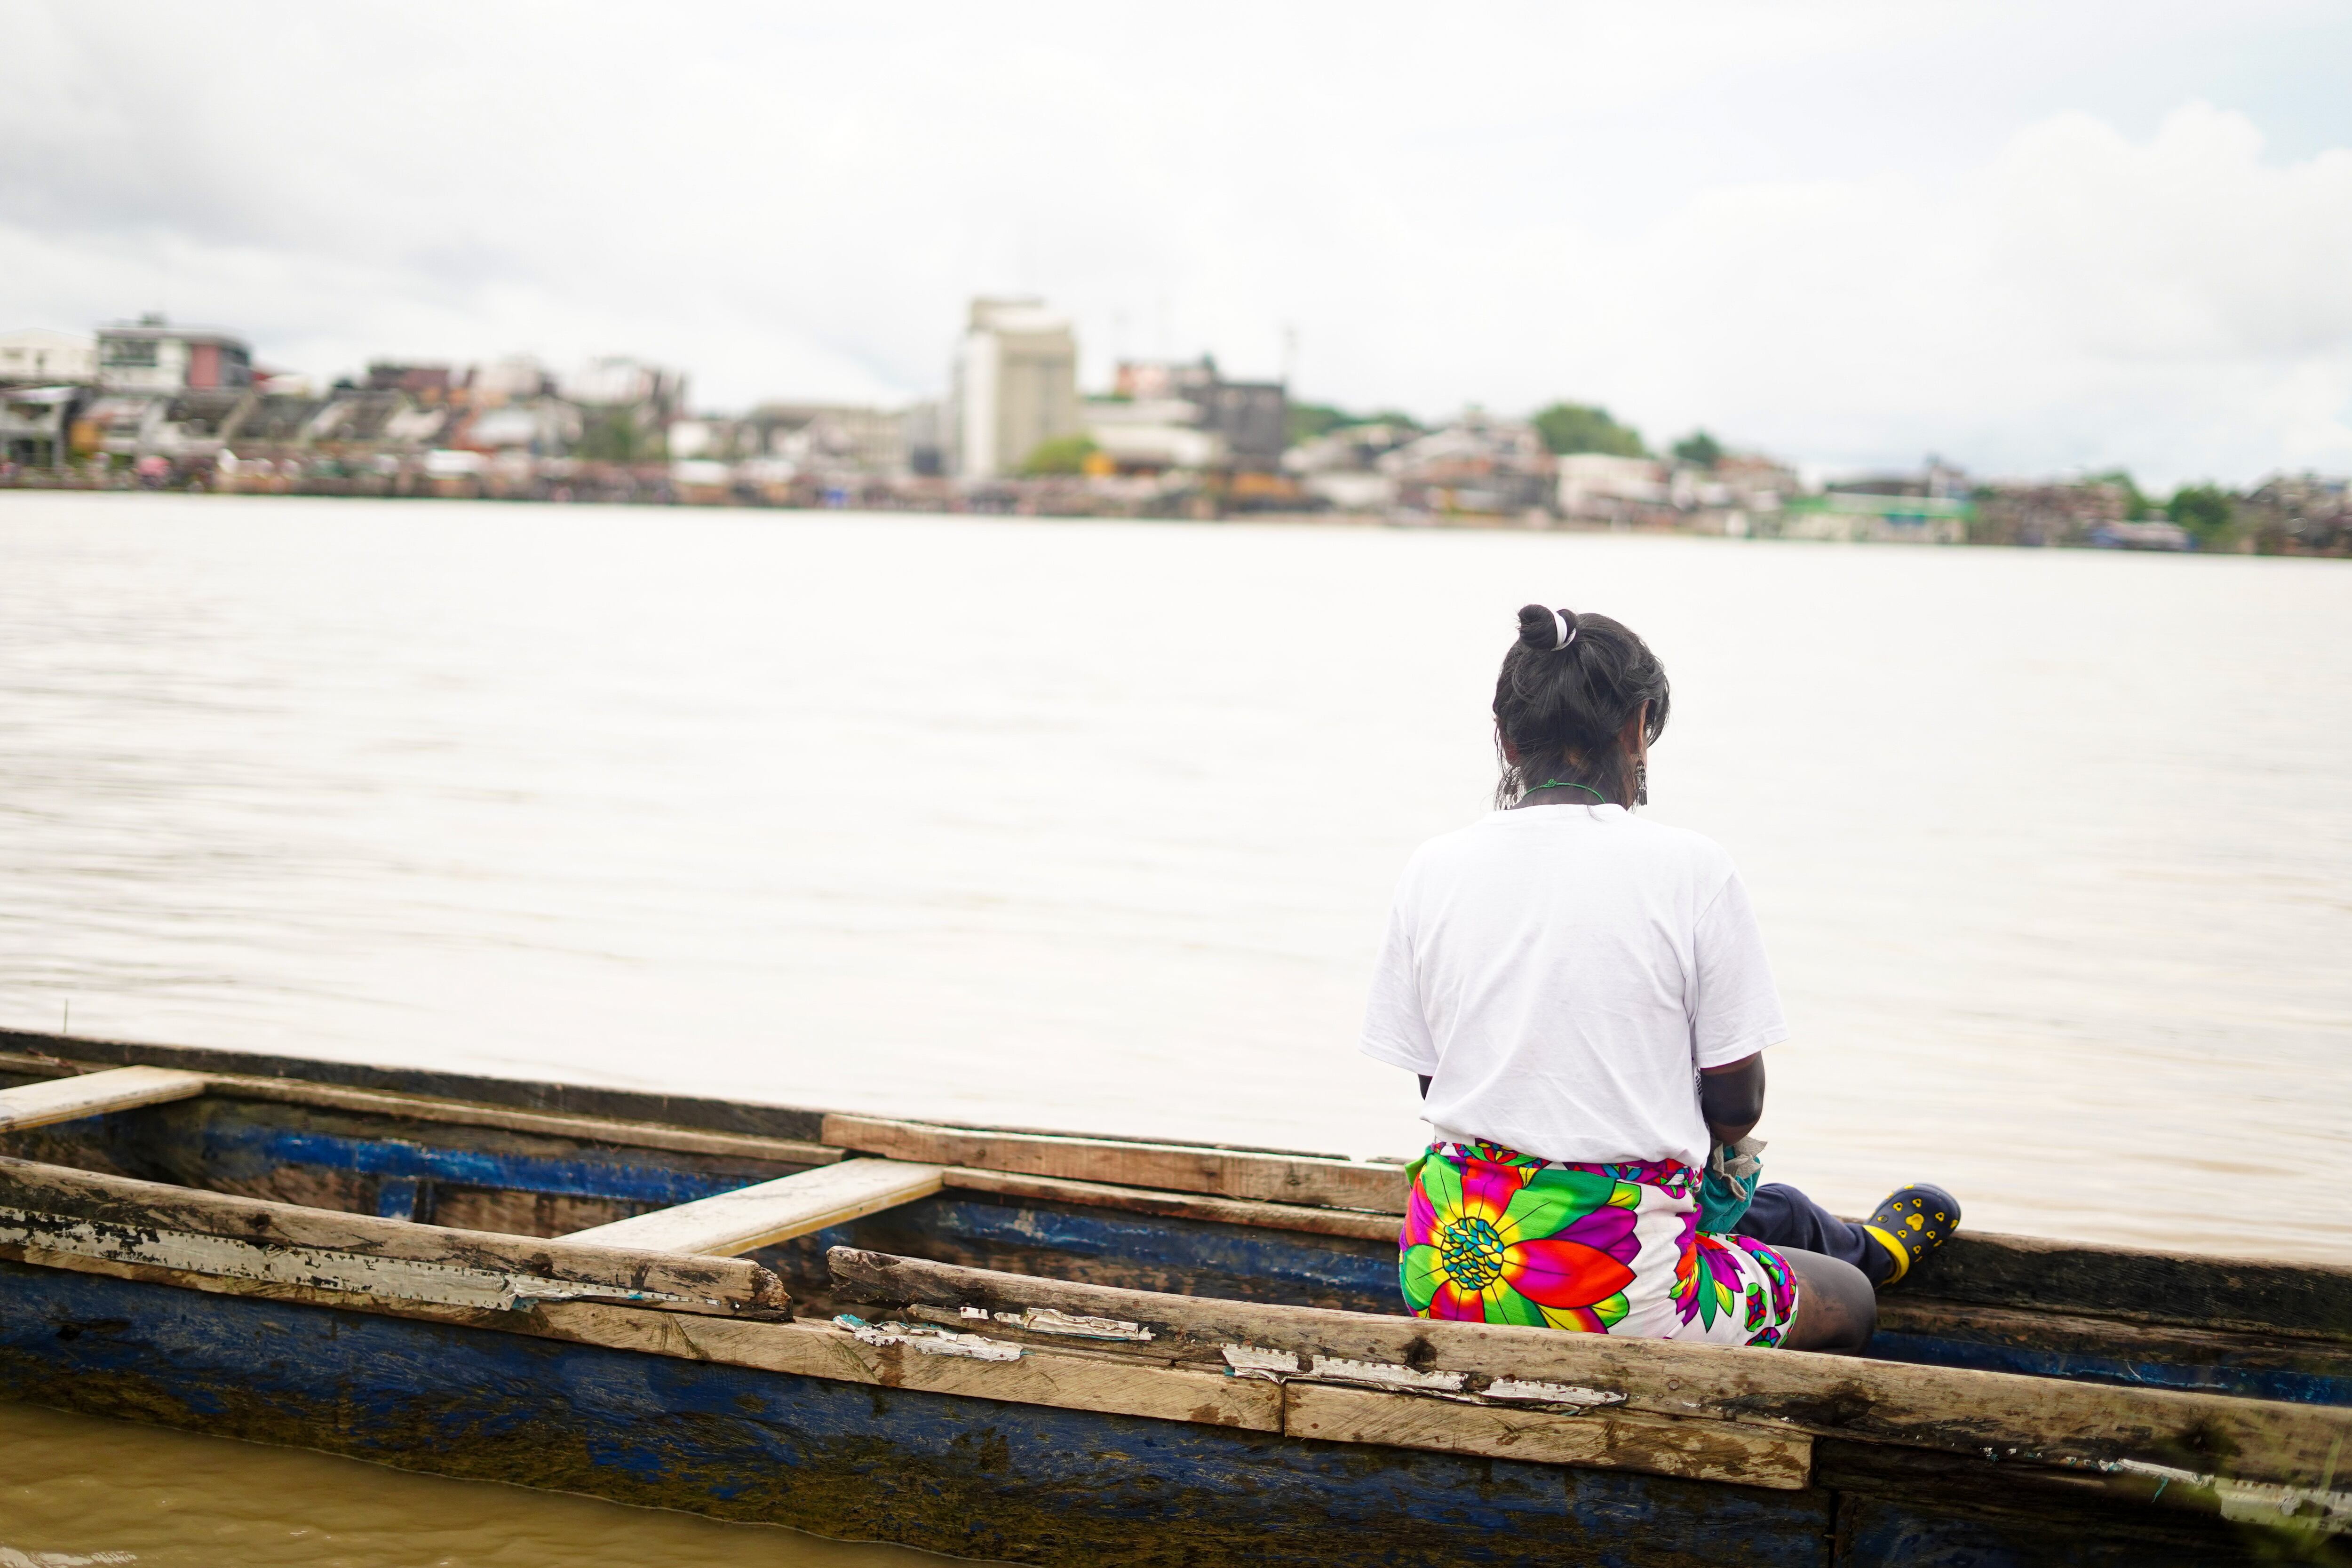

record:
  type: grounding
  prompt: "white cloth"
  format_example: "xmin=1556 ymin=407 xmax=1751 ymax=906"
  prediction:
xmin=1359 ymin=804 xmax=1788 ymax=1170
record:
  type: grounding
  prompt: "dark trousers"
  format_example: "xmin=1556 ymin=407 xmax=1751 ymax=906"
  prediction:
xmin=1734 ymin=1183 xmax=1894 ymax=1286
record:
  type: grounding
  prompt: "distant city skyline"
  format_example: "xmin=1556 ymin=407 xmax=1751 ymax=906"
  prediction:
xmin=5 ymin=2 xmax=2350 ymax=487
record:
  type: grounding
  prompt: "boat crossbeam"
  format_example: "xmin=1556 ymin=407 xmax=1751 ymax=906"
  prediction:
xmin=0 ymin=1065 xmax=207 ymax=1133
xmin=561 ymin=1158 xmax=946 ymax=1257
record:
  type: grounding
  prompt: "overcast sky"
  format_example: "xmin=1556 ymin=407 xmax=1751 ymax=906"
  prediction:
xmin=7 ymin=1 xmax=2351 ymax=486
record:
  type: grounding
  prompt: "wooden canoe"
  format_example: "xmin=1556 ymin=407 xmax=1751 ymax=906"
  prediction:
xmin=0 ymin=1027 xmax=2343 ymax=1566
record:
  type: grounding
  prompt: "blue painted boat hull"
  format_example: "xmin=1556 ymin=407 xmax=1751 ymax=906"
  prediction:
xmin=0 ymin=1261 xmax=1836 ymax=1568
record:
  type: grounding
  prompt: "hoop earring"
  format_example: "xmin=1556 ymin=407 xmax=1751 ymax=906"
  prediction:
xmin=1634 ymin=763 xmax=1648 ymax=807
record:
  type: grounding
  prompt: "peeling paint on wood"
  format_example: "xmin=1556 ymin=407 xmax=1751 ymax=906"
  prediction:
xmin=1484 ymin=1377 xmax=1627 ymax=1407
xmin=930 ymin=1303 xmax=1155 ymax=1342
xmin=834 ymin=1315 xmax=1025 ymax=1362
xmin=1284 ymin=1383 xmax=1815 ymax=1491
xmin=1306 ymin=1357 xmax=1469 ymax=1394
xmin=2099 ymin=1459 xmax=2351 ymax=1536
xmin=1224 ymin=1345 xmax=1301 ymax=1380
xmin=0 ymin=1209 xmax=682 ymax=1311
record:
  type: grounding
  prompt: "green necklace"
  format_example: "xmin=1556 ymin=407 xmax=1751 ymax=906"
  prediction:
xmin=1526 ymin=779 xmax=1609 ymax=804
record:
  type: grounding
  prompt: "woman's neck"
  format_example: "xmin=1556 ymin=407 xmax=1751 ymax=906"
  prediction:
xmin=1514 ymin=779 xmax=1620 ymax=809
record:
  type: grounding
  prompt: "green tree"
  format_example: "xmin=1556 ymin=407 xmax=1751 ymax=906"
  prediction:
xmin=1288 ymin=403 xmax=1352 ymax=446
xmin=1533 ymin=402 xmax=1645 ymax=457
xmin=580 ymin=410 xmax=653 ymax=463
xmin=2168 ymin=483 xmax=2234 ymax=546
xmin=1021 ymin=433 xmax=1098 ymax=476
xmin=2090 ymin=469 xmax=2149 ymax=520
xmin=1288 ymin=403 xmax=1423 ymax=446
xmin=1670 ymin=430 xmax=1723 ymax=469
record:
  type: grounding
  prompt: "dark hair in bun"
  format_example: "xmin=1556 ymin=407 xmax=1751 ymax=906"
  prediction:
xmin=1493 ymin=603 xmax=1670 ymax=808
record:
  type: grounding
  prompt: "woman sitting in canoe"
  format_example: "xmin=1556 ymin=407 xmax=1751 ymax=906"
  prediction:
xmin=1359 ymin=604 xmax=1958 ymax=1352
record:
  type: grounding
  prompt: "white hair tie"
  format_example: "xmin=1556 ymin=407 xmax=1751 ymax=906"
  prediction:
xmin=1552 ymin=609 xmax=1576 ymax=650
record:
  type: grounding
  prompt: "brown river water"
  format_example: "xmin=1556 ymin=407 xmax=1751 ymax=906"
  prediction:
xmin=0 ymin=491 xmax=2347 ymax=1552
xmin=0 ymin=1399 xmax=955 ymax=1564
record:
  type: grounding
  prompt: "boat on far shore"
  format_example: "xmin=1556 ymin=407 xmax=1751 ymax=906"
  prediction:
xmin=0 ymin=1027 xmax=2343 ymax=1567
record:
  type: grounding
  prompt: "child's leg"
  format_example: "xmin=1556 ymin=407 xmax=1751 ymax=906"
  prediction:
xmin=1736 ymin=1184 xmax=1896 ymax=1285
xmin=1736 ymin=1182 xmax=1962 ymax=1288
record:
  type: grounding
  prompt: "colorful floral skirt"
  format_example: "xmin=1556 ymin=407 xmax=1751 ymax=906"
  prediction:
xmin=1400 ymin=1140 xmax=1798 ymax=1346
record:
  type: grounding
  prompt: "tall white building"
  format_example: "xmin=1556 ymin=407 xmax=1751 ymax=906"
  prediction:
xmin=951 ymin=297 xmax=1077 ymax=479
xmin=95 ymin=315 xmax=252 ymax=394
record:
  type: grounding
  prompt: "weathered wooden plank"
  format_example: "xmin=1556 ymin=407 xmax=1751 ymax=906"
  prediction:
xmin=823 ymin=1114 xmax=1408 ymax=1213
xmin=1875 ymin=1297 xmax=2352 ymax=1404
xmin=202 ymin=1073 xmax=848 ymax=1166
xmin=1816 ymin=1441 xmax=2336 ymax=1562
xmin=0 ymin=1154 xmax=788 ymax=1316
xmin=535 ymin=1304 xmax=1286 ymax=1432
xmin=1877 ymin=1298 xmax=2352 ymax=1370
xmin=940 ymin=1167 xmax=1403 ymax=1242
xmin=829 ymin=1248 xmax=2352 ymax=1487
xmin=1282 ymin=1383 xmax=1812 ymax=1490
xmin=0 ymin=1208 xmax=682 ymax=1311
xmin=0 ymin=1065 xmax=206 ymax=1131
xmin=564 ymin=1160 xmax=944 ymax=1256
xmin=1908 ymin=1230 xmax=2352 ymax=1345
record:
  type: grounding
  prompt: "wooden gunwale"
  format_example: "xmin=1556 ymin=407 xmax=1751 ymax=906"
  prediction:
xmin=828 ymin=1248 xmax=2352 ymax=1489
xmin=0 ymin=1050 xmax=846 ymax=1167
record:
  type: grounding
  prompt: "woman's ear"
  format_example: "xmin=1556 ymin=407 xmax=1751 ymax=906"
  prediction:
xmin=1619 ymin=703 xmax=1649 ymax=762
xmin=1496 ymin=725 xmax=1521 ymax=765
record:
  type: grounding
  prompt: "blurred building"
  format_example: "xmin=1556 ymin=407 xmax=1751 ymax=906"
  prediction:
xmin=0 ymin=329 xmax=97 ymax=386
xmin=952 ymin=297 xmax=1078 ymax=479
xmin=96 ymin=315 xmax=253 ymax=394
xmin=1383 ymin=410 xmax=1554 ymax=518
xmin=900 ymin=400 xmax=948 ymax=477
xmin=1283 ymin=421 xmax=1417 ymax=511
xmin=1557 ymin=453 xmax=1668 ymax=523
xmin=1823 ymin=458 xmax=1972 ymax=502
xmin=1084 ymin=396 xmax=1224 ymax=473
xmin=559 ymin=356 xmax=687 ymax=462
xmin=0 ymin=386 xmax=80 ymax=467
xmin=1781 ymin=492 xmax=1970 ymax=544
xmin=1971 ymin=480 xmax=2130 ymax=547
xmin=1778 ymin=458 xmax=1973 ymax=544
xmin=743 ymin=403 xmax=908 ymax=478
xmin=1114 ymin=357 xmax=1287 ymax=472
xmin=365 ymin=362 xmax=457 ymax=402
xmin=2237 ymin=473 xmax=2352 ymax=554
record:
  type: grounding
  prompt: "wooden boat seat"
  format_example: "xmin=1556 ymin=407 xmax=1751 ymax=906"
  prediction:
xmin=562 ymin=1158 xmax=946 ymax=1257
xmin=0 ymin=1065 xmax=207 ymax=1132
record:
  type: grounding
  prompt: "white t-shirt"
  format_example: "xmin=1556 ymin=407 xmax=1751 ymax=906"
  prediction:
xmin=1358 ymin=803 xmax=1787 ymax=1171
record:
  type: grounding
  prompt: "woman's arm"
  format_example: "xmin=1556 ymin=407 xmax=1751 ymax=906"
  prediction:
xmin=1700 ymin=1052 xmax=1765 ymax=1146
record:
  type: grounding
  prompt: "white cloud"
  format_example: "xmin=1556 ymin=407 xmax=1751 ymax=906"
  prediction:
xmin=2 ymin=3 xmax=2348 ymax=486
